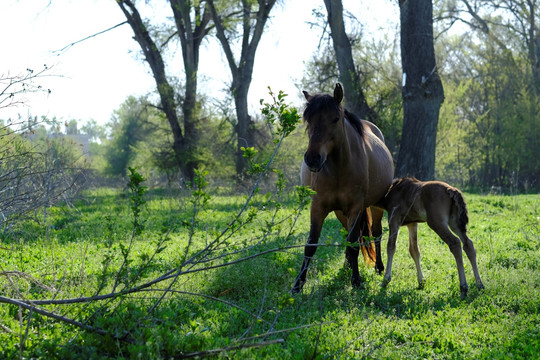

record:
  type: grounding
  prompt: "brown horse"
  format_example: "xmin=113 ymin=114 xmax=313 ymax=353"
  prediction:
xmin=292 ymin=84 xmax=394 ymax=293
xmin=376 ymin=177 xmax=485 ymax=298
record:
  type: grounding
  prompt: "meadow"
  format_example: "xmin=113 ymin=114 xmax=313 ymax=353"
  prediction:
xmin=0 ymin=178 xmax=539 ymax=359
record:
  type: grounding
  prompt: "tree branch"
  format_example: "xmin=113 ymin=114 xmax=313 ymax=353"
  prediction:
xmin=53 ymin=21 xmax=128 ymax=54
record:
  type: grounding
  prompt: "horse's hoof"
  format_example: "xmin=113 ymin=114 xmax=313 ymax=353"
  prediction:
xmin=381 ymin=277 xmax=391 ymax=288
xmin=460 ymin=284 xmax=469 ymax=299
xmin=417 ymin=279 xmax=426 ymax=290
xmin=477 ymin=282 xmax=485 ymax=291
xmin=351 ymin=276 xmax=365 ymax=289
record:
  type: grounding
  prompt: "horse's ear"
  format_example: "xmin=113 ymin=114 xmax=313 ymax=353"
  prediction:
xmin=302 ymin=90 xmax=312 ymax=102
xmin=334 ymin=83 xmax=344 ymax=104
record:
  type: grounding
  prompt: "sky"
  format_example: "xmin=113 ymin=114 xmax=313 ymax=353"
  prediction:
xmin=0 ymin=0 xmax=397 ymax=128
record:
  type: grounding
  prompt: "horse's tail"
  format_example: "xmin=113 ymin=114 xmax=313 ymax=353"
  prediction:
xmin=359 ymin=208 xmax=377 ymax=266
xmin=448 ymin=188 xmax=469 ymax=233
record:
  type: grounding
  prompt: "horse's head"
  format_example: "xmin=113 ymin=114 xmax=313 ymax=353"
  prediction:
xmin=302 ymin=83 xmax=345 ymax=172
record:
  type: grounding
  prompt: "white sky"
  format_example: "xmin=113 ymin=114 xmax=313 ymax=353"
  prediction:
xmin=0 ymin=0 xmax=397 ymax=127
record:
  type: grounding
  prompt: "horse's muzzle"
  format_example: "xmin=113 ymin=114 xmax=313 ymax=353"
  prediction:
xmin=304 ymin=152 xmax=326 ymax=172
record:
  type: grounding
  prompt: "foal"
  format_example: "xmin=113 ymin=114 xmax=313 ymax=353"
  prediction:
xmin=376 ymin=177 xmax=484 ymax=298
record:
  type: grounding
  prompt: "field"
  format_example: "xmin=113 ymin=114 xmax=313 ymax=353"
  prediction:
xmin=1 ymin=180 xmax=539 ymax=359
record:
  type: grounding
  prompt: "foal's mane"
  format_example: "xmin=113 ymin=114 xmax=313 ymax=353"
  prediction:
xmin=303 ymin=94 xmax=364 ymax=137
xmin=385 ymin=177 xmax=422 ymax=201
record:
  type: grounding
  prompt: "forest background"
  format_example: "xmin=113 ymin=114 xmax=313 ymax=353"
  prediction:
xmin=2 ymin=0 xmax=539 ymax=193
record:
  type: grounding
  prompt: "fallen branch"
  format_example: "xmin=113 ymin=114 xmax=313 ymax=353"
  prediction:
xmin=178 ymin=338 xmax=285 ymax=359
xmin=0 ymin=295 xmax=133 ymax=343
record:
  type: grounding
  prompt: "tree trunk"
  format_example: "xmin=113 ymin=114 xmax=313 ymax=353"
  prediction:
xmin=395 ymin=0 xmax=444 ymax=180
xmin=323 ymin=0 xmax=377 ymax=122
xmin=170 ymin=0 xmax=212 ymax=181
xmin=117 ymin=0 xmax=192 ymax=180
xmin=117 ymin=0 xmax=212 ymax=183
xmin=208 ymin=0 xmax=276 ymax=176
xmin=233 ymin=79 xmax=253 ymax=175
xmin=526 ymin=0 xmax=540 ymax=92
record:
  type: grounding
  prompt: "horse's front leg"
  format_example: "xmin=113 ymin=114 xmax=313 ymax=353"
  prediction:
xmin=292 ymin=204 xmax=328 ymax=293
xmin=382 ymin=209 xmax=401 ymax=287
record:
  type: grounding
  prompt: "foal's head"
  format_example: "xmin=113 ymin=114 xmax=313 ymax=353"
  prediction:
xmin=302 ymin=83 xmax=346 ymax=172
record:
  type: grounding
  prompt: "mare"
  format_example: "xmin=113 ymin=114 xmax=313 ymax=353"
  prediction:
xmin=292 ymin=83 xmax=394 ymax=293
xmin=376 ymin=177 xmax=485 ymax=298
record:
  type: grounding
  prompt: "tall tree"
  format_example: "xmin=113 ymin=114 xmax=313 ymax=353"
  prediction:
xmin=323 ymin=0 xmax=378 ymax=121
xmin=116 ymin=0 xmax=212 ymax=182
xmin=396 ymin=0 xmax=444 ymax=180
xmin=207 ymin=0 xmax=277 ymax=175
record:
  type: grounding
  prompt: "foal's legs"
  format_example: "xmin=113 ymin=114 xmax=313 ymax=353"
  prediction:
xmin=292 ymin=203 xmax=329 ymax=293
xmin=407 ymin=223 xmax=425 ymax=289
xmin=449 ymin=222 xmax=485 ymax=290
xmin=427 ymin=217 xmax=469 ymax=298
xmin=382 ymin=213 xmax=401 ymax=286
xmin=371 ymin=207 xmax=385 ymax=274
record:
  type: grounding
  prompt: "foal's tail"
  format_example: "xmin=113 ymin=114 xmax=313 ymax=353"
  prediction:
xmin=448 ymin=188 xmax=469 ymax=233
xmin=359 ymin=208 xmax=377 ymax=266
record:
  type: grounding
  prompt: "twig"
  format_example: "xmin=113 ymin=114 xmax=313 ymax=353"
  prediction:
xmin=20 ymin=307 xmax=33 ymax=357
xmin=53 ymin=22 xmax=128 ymax=54
xmin=178 ymin=338 xmax=285 ymax=359
xmin=0 ymin=296 xmax=130 ymax=342
xmin=0 ymin=270 xmax=57 ymax=293
xmin=137 ymin=289 xmax=270 ymax=325
xmin=0 ymin=322 xmax=13 ymax=334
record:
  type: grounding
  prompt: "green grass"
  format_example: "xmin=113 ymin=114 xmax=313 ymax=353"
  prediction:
xmin=0 ymin=187 xmax=539 ymax=359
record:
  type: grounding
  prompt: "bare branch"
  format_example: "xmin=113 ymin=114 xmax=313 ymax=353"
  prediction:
xmin=179 ymin=338 xmax=285 ymax=359
xmin=53 ymin=21 xmax=128 ymax=54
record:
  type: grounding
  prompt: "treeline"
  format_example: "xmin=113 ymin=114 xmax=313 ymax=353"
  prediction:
xmin=3 ymin=1 xmax=540 ymax=193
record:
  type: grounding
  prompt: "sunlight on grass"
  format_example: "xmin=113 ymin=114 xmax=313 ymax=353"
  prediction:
xmin=0 ymin=190 xmax=539 ymax=358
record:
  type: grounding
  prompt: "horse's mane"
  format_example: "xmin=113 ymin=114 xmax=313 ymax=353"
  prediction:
xmin=303 ymin=94 xmax=364 ymax=137
xmin=343 ymin=109 xmax=365 ymax=138
xmin=391 ymin=176 xmax=420 ymax=189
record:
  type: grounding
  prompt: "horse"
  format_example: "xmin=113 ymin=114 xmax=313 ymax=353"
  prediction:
xmin=375 ymin=177 xmax=485 ymax=298
xmin=292 ymin=83 xmax=394 ymax=293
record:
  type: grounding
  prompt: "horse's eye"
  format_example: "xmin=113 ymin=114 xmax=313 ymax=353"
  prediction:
xmin=332 ymin=117 xmax=340 ymax=123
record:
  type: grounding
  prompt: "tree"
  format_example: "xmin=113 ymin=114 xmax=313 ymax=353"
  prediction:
xmin=207 ymin=0 xmax=277 ymax=175
xmin=434 ymin=0 xmax=540 ymax=190
xmin=438 ymin=0 xmax=540 ymax=91
xmin=395 ymin=0 xmax=444 ymax=180
xmin=104 ymin=96 xmax=154 ymax=177
xmin=323 ymin=0 xmax=378 ymax=121
xmin=116 ymin=0 xmax=212 ymax=182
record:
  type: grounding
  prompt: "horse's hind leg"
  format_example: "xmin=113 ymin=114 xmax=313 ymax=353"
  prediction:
xmin=371 ymin=207 xmax=385 ymax=275
xmin=428 ymin=218 xmax=469 ymax=298
xmin=345 ymin=210 xmax=369 ymax=288
xmin=407 ymin=223 xmax=425 ymax=289
xmin=450 ymin=222 xmax=485 ymax=291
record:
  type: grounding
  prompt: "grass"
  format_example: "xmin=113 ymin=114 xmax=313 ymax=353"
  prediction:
xmin=0 ymin=185 xmax=539 ymax=359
